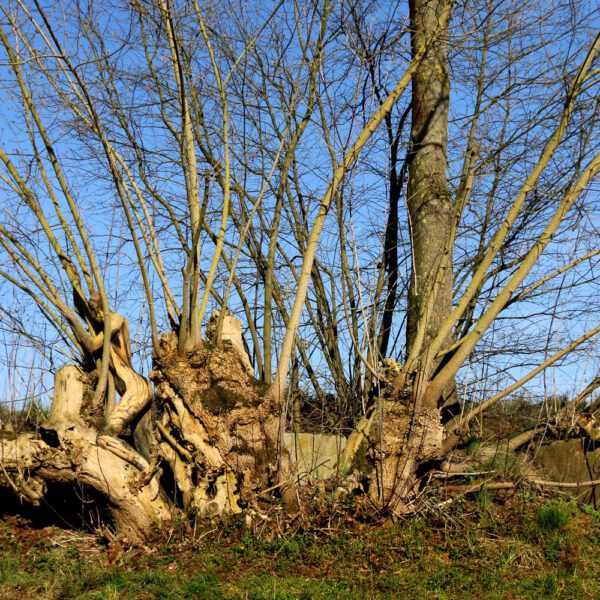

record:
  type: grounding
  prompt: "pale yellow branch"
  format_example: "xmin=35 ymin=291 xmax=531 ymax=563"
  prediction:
xmin=424 ymin=33 xmax=600 ymax=369
xmin=428 ymin=148 xmax=600 ymax=406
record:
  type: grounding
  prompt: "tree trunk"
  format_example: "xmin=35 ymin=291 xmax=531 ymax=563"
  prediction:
xmin=150 ymin=317 xmax=283 ymax=517
xmin=406 ymin=0 xmax=452 ymax=366
xmin=373 ymin=0 xmax=453 ymax=512
xmin=0 ymin=312 xmax=288 ymax=538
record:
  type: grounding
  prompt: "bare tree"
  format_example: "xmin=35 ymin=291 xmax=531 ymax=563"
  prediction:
xmin=1 ymin=0 xmax=599 ymax=535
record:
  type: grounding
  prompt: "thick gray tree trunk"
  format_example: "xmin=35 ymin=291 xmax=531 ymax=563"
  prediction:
xmin=373 ymin=0 xmax=453 ymax=512
xmin=406 ymin=0 xmax=452 ymax=367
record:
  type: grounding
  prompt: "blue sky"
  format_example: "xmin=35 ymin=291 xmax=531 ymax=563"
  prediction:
xmin=0 ymin=0 xmax=599 ymax=414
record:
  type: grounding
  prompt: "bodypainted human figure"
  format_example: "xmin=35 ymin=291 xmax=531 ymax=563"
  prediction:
xmin=78 ymin=292 xmax=152 ymax=437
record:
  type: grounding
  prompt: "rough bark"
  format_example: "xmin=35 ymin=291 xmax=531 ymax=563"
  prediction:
xmin=0 ymin=307 xmax=290 ymax=538
xmin=1 ymin=297 xmax=164 ymax=540
xmin=150 ymin=320 xmax=283 ymax=517
xmin=373 ymin=0 xmax=453 ymax=512
xmin=405 ymin=0 xmax=452 ymax=366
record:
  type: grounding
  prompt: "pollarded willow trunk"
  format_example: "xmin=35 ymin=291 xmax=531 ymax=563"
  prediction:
xmin=0 ymin=336 xmax=435 ymax=535
xmin=0 ymin=313 xmax=285 ymax=537
xmin=0 ymin=366 xmax=170 ymax=542
xmin=150 ymin=312 xmax=283 ymax=518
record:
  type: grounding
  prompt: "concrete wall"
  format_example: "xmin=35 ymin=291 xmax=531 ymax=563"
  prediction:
xmin=534 ymin=439 xmax=599 ymax=507
xmin=284 ymin=432 xmax=346 ymax=481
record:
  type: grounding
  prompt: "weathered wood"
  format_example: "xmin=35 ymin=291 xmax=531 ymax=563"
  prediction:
xmin=151 ymin=325 xmax=280 ymax=517
xmin=370 ymin=403 xmax=443 ymax=514
xmin=0 ymin=362 xmax=170 ymax=541
xmin=206 ymin=310 xmax=254 ymax=376
xmin=45 ymin=365 xmax=86 ymax=431
xmin=0 ymin=428 xmax=170 ymax=541
xmin=73 ymin=305 xmax=153 ymax=436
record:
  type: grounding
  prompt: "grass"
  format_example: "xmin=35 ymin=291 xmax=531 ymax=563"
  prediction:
xmin=0 ymin=401 xmax=49 ymax=430
xmin=0 ymin=494 xmax=599 ymax=599
xmin=537 ymin=500 xmax=577 ymax=532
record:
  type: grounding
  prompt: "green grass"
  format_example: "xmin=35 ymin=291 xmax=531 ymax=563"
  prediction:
xmin=1 ymin=495 xmax=599 ymax=599
xmin=537 ymin=500 xmax=576 ymax=532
